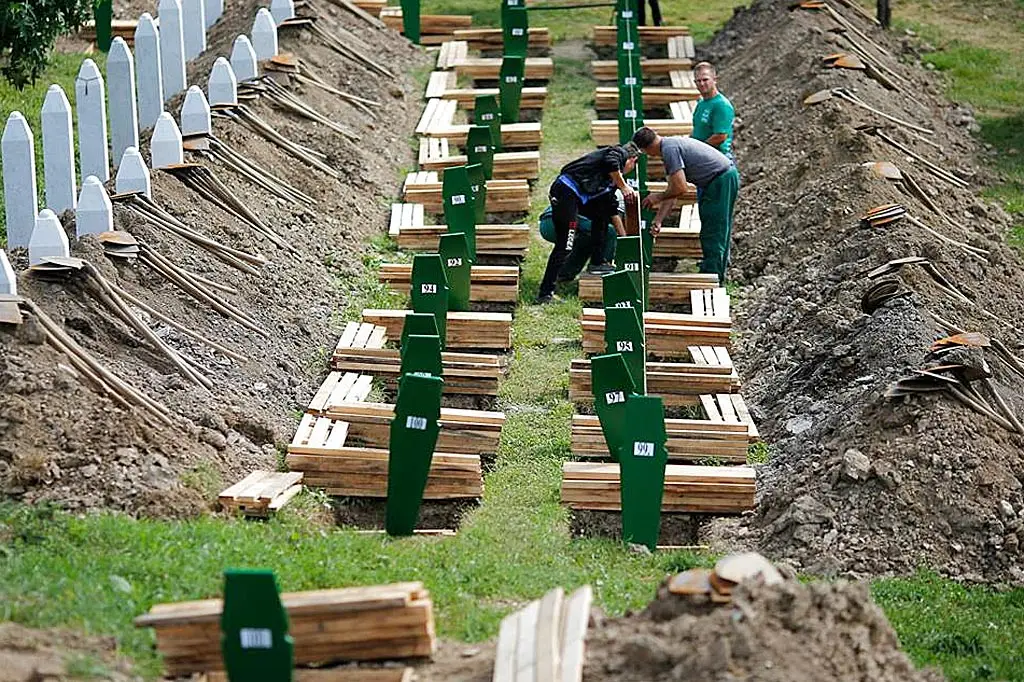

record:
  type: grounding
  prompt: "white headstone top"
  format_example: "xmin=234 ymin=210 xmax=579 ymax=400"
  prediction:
xmin=134 ymin=13 xmax=165 ymax=128
xmin=116 ymin=147 xmax=152 ymax=197
xmin=151 ymin=112 xmax=184 ymax=169
xmin=251 ymin=8 xmax=279 ymax=61
xmin=107 ymin=37 xmax=140 ymax=169
xmin=270 ymin=0 xmax=296 ymax=24
xmin=181 ymin=85 xmax=212 ymax=136
xmin=230 ymin=34 xmax=259 ymax=82
xmin=0 ymin=250 xmax=15 ymax=296
xmin=205 ymin=0 xmax=223 ymax=28
xmin=41 ymin=84 xmax=78 ymax=214
xmin=208 ymin=58 xmax=238 ymax=106
xmin=182 ymin=0 xmax=207 ymax=61
xmin=75 ymin=58 xmax=110 ymax=182
xmin=158 ymin=0 xmax=187 ymax=99
xmin=76 ymin=176 xmax=115 ymax=238
xmin=2 ymin=111 xmax=39 ymax=249
xmin=29 ymin=209 xmax=71 ymax=266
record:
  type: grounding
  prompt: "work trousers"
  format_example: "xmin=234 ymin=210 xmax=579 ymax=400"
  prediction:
xmin=538 ymin=181 xmax=616 ymax=298
xmin=697 ymin=167 xmax=740 ymax=284
xmin=638 ymin=0 xmax=662 ymax=26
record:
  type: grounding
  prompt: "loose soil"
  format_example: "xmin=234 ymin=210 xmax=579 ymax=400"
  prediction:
xmin=697 ymin=0 xmax=1024 ymax=582
xmin=0 ymin=622 xmax=139 ymax=682
xmin=1 ymin=0 xmax=431 ymax=515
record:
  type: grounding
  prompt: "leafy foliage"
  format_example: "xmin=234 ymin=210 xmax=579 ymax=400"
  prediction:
xmin=0 ymin=0 xmax=95 ymax=89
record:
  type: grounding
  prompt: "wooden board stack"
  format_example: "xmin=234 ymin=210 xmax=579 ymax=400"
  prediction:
xmin=387 ymin=203 xmax=530 ymax=259
xmin=569 ymin=355 xmax=739 ymax=406
xmin=403 ymin=171 xmax=532 ymax=213
xmin=133 ymin=582 xmax=436 ymax=677
xmin=379 ymin=263 xmax=519 ymax=304
xmin=580 ymin=308 xmax=731 ymax=356
xmin=218 ymin=471 xmax=304 ymax=517
xmin=415 ymin=100 xmax=542 ymax=150
xmin=452 ymin=26 xmax=551 ymax=49
xmin=380 ymin=7 xmax=472 ymax=42
xmin=418 ymin=137 xmax=541 ymax=180
xmin=362 ymin=309 xmax=512 ymax=351
xmin=560 ymin=462 xmax=755 ymax=514
xmin=576 ymin=274 xmax=720 ymax=307
xmin=570 ymin=413 xmax=752 ymax=462
xmin=492 ymin=586 xmax=593 ymax=682
xmin=594 ymin=85 xmax=699 ymax=110
xmin=425 ymin=71 xmax=548 ymax=111
xmin=592 ymin=24 xmax=691 ymax=46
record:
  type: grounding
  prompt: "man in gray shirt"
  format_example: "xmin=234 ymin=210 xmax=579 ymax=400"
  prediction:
xmin=632 ymin=126 xmax=740 ymax=284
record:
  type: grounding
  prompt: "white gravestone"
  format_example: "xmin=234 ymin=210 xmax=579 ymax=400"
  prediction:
xmin=205 ymin=0 xmax=223 ymax=28
xmin=208 ymin=58 xmax=238 ymax=106
xmin=116 ymin=147 xmax=152 ymax=197
xmin=270 ymin=0 xmax=296 ymax=24
xmin=29 ymin=209 xmax=71 ymax=266
xmin=41 ymin=85 xmax=77 ymax=214
xmin=75 ymin=58 xmax=110 ymax=183
xmin=134 ymin=13 xmax=164 ymax=129
xmin=158 ymin=0 xmax=187 ymax=100
xmin=0 ymin=250 xmax=15 ymax=295
xmin=230 ymin=35 xmax=259 ymax=82
xmin=107 ymin=38 xmax=140 ymax=169
xmin=76 ymin=176 xmax=114 ymax=238
xmin=2 ymin=112 xmax=39 ymax=249
xmin=251 ymin=8 xmax=279 ymax=60
xmin=182 ymin=0 xmax=207 ymax=61
xmin=151 ymin=112 xmax=184 ymax=169
xmin=181 ymin=85 xmax=212 ymax=136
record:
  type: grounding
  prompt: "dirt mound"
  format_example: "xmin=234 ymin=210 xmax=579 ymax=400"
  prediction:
xmin=1 ymin=1 xmax=430 ymax=514
xmin=696 ymin=0 xmax=1024 ymax=581
xmin=583 ymin=576 xmax=943 ymax=682
xmin=0 ymin=622 xmax=139 ymax=681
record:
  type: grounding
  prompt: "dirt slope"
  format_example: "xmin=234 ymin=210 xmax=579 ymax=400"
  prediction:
xmin=700 ymin=0 xmax=1024 ymax=581
xmin=0 ymin=1 xmax=429 ymax=515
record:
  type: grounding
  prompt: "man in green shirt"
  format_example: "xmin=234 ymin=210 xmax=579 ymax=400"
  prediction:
xmin=691 ymin=62 xmax=735 ymax=162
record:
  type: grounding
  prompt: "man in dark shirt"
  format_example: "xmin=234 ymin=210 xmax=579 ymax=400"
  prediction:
xmin=536 ymin=143 xmax=639 ymax=303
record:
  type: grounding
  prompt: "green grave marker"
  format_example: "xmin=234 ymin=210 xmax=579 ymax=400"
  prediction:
xmin=602 ymin=270 xmax=642 ymax=315
xmin=400 ymin=334 xmax=443 ymax=377
xmin=604 ymin=305 xmax=646 ymax=394
xmin=591 ymin=353 xmax=638 ymax=462
xmin=502 ymin=6 xmax=529 ymax=59
xmin=221 ymin=569 xmax=293 ymax=682
xmin=385 ymin=373 xmax=444 ymax=536
xmin=400 ymin=312 xmax=440 ymax=350
xmin=94 ymin=0 xmax=113 ymax=51
xmin=401 ymin=0 xmax=421 ymax=43
xmin=474 ymin=95 xmax=503 ymax=153
xmin=617 ymin=395 xmax=668 ymax=551
xmin=501 ymin=0 xmax=526 ymax=35
xmin=498 ymin=55 xmax=525 ymax=124
xmin=410 ymin=254 xmax=449 ymax=347
xmin=439 ymin=232 xmax=473 ymax=311
xmin=614 ymin=235 xmax=649 ymax=311
xmin=466 ymin=125 xmax=496 ymax=181
xmin=443 ymin=165 xmax=476 ymax=246
xmin=467 ymin=163 xmax=487 ymax=225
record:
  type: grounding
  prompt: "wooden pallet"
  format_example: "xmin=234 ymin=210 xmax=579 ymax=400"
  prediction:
xmin=569 ymin=353 xmax=739 ymax=407
xmin=331 ymin=322 xmax=502 ymax=396
xmin=424 ymin=71 xmax=548 ymax=110
xmin=403 ymin=171 xmax=531 ymax=213
xmin=670 ymin=70 xmax=697 ymax=90
xmin=652 ymin=203 xmax=703 ymax=257
xmin=591 ymin=58 xmax=693 ymax=80
xmin=700 ymin=392 xmax=760 ymax=440
xmin=594 ymin=85 xmax=699 ymax=110
xmin=416 ymin=99 xmax=542 ymax=148
xmin=576 ymin=273 xmax=719 ymax=306
xmin=388 ymin=204 xmax=529 ymax=259
xmin=379 ymin=263 xmax=520 ymax=303
xmin=667 ymin=35 xmax=698 ymax=60
xmin=218 ymin=471 xmax=303 ymax=517
xmin=417 ymin=138 xmax=540 ymax=180
xmin=318 ymin=402 xmax=504 ymax=456
xmin=79 ymin=19 xmax=138 ymax=45
xmin=453 ymin=56 xmax=555 ymax=81
xmin=592 ymin=25 xmax=691 ymax=46
xmin=352 ymin=0 xmax=387 ymax=14
xmin=570 ymin=413 xmax=750 ymax=462
xmin=561 ymin=462 xmax=755 ymax=513
xmin=436 ymin=39 xmax=471 ymax=69
xmin=306 ymin=370 xmax=376 ymax=415
xmin=591 ymin=118 xmax=692 ymax=146
xmin=581 ymin=310 xmax=731 ymax=356
xmin=362 ymin=308 xmax=512 ymax=350
xmin=493 ymin=586 xmax=593 ymax=682
xmin=134 ymin=583 xmax=435 ymax=676
xmin=381 ymin=8 xmax=472 ymax=40
xmin=202 ymin=670 xmax=413 ymax=682
xmin=453 ymin=26 xmax=551 ymax=49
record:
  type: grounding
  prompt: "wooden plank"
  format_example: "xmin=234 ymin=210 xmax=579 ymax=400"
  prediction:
xmin=558 ymin=586 xmax=592 ymax=682
xmin=717 ymin=394 xmax=739 ymax=423
xmin=309 ymin=371 xmax=344 ymax=414
xmin=346 ymin=374 xmax=375 ymax=403
xmin=324 ymin=420 xmax=350 ymax=450
xmin=389 ymin=204 xmax=403 ymax=236
xmin=366 ymin=325 xmax=387 ymax=349
xmin=690 ymin=290 xmax=705 ymax=317
xmin=320 ymin=372 xmax=360 ymax=414
xmin=730 ymin=394 xmax=760 ymax=440
xmin=353 ymin=323 xmax=376 ymax=349
xmin=515 ymin=599 xmax=541 ymax=682
xmin=534 ymin=588 xmax=564 ymax=682
xmin=701 ymin=395 xmax=723 ymax=422
xmin=338 ymin=321 xmax=361 ymax=349
xmin=493 ymin=606 xmax=519 ymax=682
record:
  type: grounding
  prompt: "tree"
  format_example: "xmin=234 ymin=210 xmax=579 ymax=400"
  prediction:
xmin=0 ymin=0 xmax=95 ymax=89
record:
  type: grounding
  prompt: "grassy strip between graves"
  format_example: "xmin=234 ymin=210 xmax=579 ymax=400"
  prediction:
xmin=2 ymin=2 xmax=1024 ymax=681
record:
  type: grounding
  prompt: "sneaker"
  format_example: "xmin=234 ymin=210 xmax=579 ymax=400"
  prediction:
xmin=586 ymin=263 xmax=615 ymax=275
xmin=534 ymin=292 xmax=563 ymax=304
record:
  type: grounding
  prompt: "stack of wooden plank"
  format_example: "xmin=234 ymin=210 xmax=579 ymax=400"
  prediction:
xmin=362 ymin=309 xmax=512 ymax=351
xmin=594 ymin=85 xmax=699 ymax=110
xmin=217 ymin=471 xmax=304 ymax=517
xmin=568 ymin=356 xmax=739 ymax=406
xmin=650 ymin=203 xmax=703 ymax=257
xmin=417 ymin=137 xmax=540 ymax=180
xmin=415 ymin=101 xmax=542 ymax=148
xmin=134 ymin=583 xmax=436 ymax=676
xmin=560 ymin=462 xmax=755 ymax=513
xmin=379 ymin=263 xmax=520 ymax=304
xmin=353 ymin=0 xmax=387 ymax=15
xmin=591 ymin=117 xmax=692 ymax=146
xmin=700 ymin=392 xmax=760 ymax=440
xmin=79 ymin=19 xmax=138 ymax=45
xmin=306 ymin=371 xmax=375 ymax=415
xmin=453 ymin=26 xmax=551 ymax=49
xmin=320 ymin=402 xmax=504 ymax=456
xmin=435 ymin=40 xmax=471 ymax=69
xmin=580 ymin=308 xmax=731 ymax=356
xmin=331 ymin=322 xmax=502 ymax=396
xmin=493 ymin=586 xmax=593 ymax=682
xmin=381 ymin=7 xmax=472 ymax=43
xmin=667 ymin=35 xmax=698 ymax=60
xmin=454 ymin=56 xmax=555 ymax=81
xmin=570 ymin=414 xmax=750 ymax=462
xmin=424 ymin=71 xmax=548 ymax=111
xmin=387 ymin=203 xmax=529 ymax=258
xmin=590 ymin=58 xmax=693 ymax=81
xmin=591 ymin=24 xmax=691 ymax=46
xmin=403 ymin=171 xmax=531 ymax=213
xmin=576 ymin=273 xmax=719 ymax=306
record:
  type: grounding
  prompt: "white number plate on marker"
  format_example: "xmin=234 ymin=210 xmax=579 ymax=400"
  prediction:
xmin=624 ymin=109 xmax=637 ymax=119
xmin=240 ymin=628 xmax=272 ymax=649
xmin=474 ymin=145 xmax=488 ymax=153
xmin=421 ymin=283 xmax=437 ymax=294
xmin=634 ymin=442 xmax=655 ymax=458
xmin=616 ymin=340 xmax=633 ymax=352
xmin=625 ymin=262 xmax=639 ymax=271
xmin=406 ymin=415 xmax=428 ymax=430
xmin=512 ymin=28 xmax=524 ymax=35
xmin=481 ymin=113 xmax=494 ymax=121
xmin=613 ymin=301 xmax=632 ymax=308
xmin=605 ymin=390 xmax=626 ymax=404
xmin=624 ymin=76 xmax=637 ymax=86
xmin=622 ymin=41 xmax=635 ymax=50
xmin=447 ymin=257 xmax=463 ymax=267
xmin=505 ymin=76 xmax=519 ymax=83
xmin=451 ymin=194 xmax=466 ymax=205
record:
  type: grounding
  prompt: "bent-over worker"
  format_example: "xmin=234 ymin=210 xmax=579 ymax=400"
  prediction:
xmin=539 ymin=190 xmax=628 ymax=284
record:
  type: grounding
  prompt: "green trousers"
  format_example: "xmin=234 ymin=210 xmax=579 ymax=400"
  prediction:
xmin=697 ymin=167 xmax=740 ymax=284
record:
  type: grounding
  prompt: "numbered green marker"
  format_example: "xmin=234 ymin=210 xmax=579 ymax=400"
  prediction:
xmin=386 ymin=373 xmax=444 ymax=535
xmin=617 ymin=395 xmax=668 ymax=551
xmin=475 ymin=95 xmax=503 ymax=153
xmin=604 ymin=304 xmax=646 ymax=393
xmin=439 ymin=232 xmax=473 ymax=311
xmin=466 ymin=125 xmax=496 ymax=181
xmin=221 ymin=569 xmax=293 ymax=682
xmin=410 ymin=254 xmax=449 ymax=347
xmin=499 ymin=55 xmax=525 ymax=124
xmin=591 ymin=353 xmax=638 ymax=461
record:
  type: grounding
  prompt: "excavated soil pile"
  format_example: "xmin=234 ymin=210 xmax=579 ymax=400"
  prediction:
xmin=1 ymin=1 xmax=430 ymax=515
xmin=0 ymin=622 xmax=139 ymax=682
xmin=581 ymin=577 xmax=943 ymax=682
xmin=698 ymin=0 xmax=1024 ymax=581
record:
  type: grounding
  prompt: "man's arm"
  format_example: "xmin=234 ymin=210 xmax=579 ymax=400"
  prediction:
xmin=611 ymin=214 xmax=626 ymax=236
xmin=608 ymin=170 xmax=636 ymax=196
xmin=705 ymin=133 xmax=727 ymax=149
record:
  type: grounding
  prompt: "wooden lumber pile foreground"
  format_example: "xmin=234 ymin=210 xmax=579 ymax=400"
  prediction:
xmin=218 ymin=471 xmax=303 ymax=517
xmin=403 ymin=171 xmax=531 ymax=213
xmin=561 ymin=462 xmax=755 ymax=513
xmin=576 ymin=273 xmax=719 ymax=306
xmin=569 ymin=357 xmax=739 ymax=406
xmin=133 ymin=583 xmax=436 ymax=676
xmin=425 ymin=71 xmax=548 ymax=111
xmin=362 ymin=309 xmax=512 ymax=351
xmin=388 ymin=203 xmax=529 ymax=259
xmin=418 ymin=137 xmax=540 ymax=180
xmin=594 ymin=85 xmax=699 ymax=110
xmin=592 ymin=24 xmax=690 ymax=46
xmin=381 ymin=7 xmax=471 ymax=42
xmin=379 ymin=263 xmax=519 ymax=304
xmin=415 ymin=100 xmax=542 ymax=149
xmin=452 ymin=26 xmax=551 ymax=49
xmin=493 ymin=586 xmax=593 ymax=682
xmin=591 ymin=117 xmax=692 ymax=146
xmin=570 ymin=414 xmax=750 ymax=463
xmin=580 ymin=308 xmax=731 ymax=356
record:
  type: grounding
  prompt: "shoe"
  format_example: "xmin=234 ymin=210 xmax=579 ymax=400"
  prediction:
xmin=586 ymin=263 xmax=615 ymax=275
xmin=534 ymin=292 xmax=562 ymax=304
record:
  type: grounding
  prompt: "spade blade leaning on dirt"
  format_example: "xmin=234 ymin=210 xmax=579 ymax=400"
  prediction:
xmin=633 ymin=126 xmax=740 ymax=284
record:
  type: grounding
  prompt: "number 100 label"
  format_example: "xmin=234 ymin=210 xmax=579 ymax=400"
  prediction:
xmin=406 ymin=415 xmax=428 ymax=430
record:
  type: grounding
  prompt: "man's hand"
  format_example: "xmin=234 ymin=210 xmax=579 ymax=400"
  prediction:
xmin=642 ymin=191 xmax=663 ymax=210
xmin=650 ymin=221 xmax=662 ymax=237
